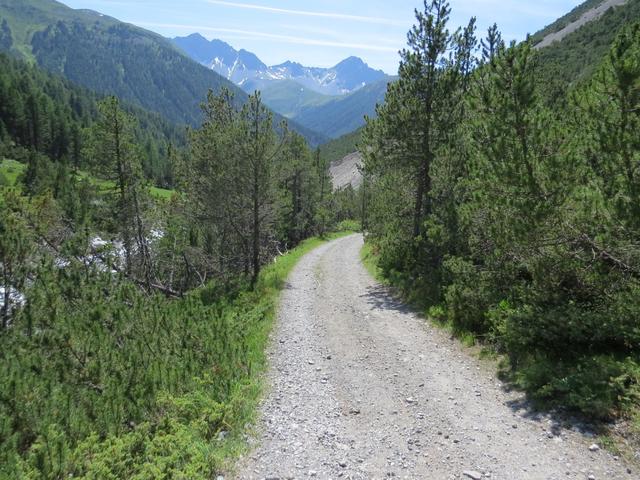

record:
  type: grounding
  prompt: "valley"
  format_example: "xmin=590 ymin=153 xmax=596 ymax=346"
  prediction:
xmin=1 ymin=0 xmax=639 ymax=478
xmin=173 ymin=34 xmax=393 ymax=139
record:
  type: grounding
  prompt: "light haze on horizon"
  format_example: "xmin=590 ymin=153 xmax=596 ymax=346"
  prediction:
xmin=60 ymin=0 xmax=584 ymax=74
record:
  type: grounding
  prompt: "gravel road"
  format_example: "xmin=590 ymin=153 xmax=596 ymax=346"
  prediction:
xmin=235 ymin=234 xmax=633 ymax=480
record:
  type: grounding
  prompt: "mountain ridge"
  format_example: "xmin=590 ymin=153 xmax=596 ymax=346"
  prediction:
xmin=172 ymin=34 xmax=389 ymax=96
xmin=0 ymin=0 xmax=327 ymax=146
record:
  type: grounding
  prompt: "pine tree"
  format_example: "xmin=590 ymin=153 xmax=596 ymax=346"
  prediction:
xmin=85 ymin=96 xmax=151 ymax=285
xmin=239 ymin=92 xmax=280 ymax=286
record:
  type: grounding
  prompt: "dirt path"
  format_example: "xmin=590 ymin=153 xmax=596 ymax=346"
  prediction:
xmin=235 ymin=234 xmax=633 ymax=480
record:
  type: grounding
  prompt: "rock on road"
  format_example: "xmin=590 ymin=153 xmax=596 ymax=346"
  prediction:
xmin=235 ymin=234 xmax=633 ymax=480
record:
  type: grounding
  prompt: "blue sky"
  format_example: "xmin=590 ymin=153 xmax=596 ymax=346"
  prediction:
xmin=60 ymin=0 xmax=583 ymax=73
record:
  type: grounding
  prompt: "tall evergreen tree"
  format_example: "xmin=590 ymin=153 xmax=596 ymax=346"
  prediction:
xmin=85 ymin=97 xmax=151 ymax=285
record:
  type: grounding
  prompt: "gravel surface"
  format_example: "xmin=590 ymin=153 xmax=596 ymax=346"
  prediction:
xmin=235 ymin=234 xmax=634 ymax=480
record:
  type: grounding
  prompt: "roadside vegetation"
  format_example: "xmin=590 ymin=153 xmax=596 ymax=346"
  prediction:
xmin=361 ymin=0 xmax=640 ymax=439
xmin=0 ymin=47 xmax=361 ymax=476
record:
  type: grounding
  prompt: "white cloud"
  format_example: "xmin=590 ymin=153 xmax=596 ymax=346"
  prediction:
xmin=205 ymin=0 xmax=407 ymax=26
xmin=140 ymin=21 xmax=399 ymax=52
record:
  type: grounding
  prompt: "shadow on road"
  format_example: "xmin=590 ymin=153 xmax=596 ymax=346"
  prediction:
xmin=361 ymin=282 xmax=601 ymax=439
xmin=361 ymin=284 xmax=414 ymax=315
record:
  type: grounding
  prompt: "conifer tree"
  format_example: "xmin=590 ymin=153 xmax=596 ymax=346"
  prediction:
xmin=239 ymin=92 xmax=280 ymax=286
xmin=85 ymin=96 xmax=151 ymax=285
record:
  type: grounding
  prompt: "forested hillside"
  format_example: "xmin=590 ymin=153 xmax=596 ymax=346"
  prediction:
xmin=531 ymin=0 xmax=624 ymax=44
xmin=0 ymin=53 xmax=184 ymax=186
xmin=362 ymin=0 xmax=640 ymax=434
xmin=535 ymin=0 xmax=639 ymax=93
xmin=293 ymin=78 xmax=391 ymax=139
xmin=319 ymin=128 xmax=362 ymax=167
xmin=0 ymin=0 xmax=327 ymax=146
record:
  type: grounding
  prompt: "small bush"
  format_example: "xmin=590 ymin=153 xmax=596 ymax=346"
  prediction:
xmin=443 ymin=256 xmax=496 ymax=336
xmin=514 ymin=355 xmax=640 ymax=419
xmin=335 ymin=219 xmax=361 ymax=233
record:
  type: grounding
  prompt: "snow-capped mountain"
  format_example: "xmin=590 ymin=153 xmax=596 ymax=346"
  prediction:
xmin=172 ymin=34 xmax=388 ymax=96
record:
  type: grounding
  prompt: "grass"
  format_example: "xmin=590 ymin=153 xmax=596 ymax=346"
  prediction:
xmin=0 ymin=158 xmax=25 ymax=186
xmin=359 ymin=240 xmax=385 ymax=283
xmin=0 ymin=158 xmax=173 ymax=199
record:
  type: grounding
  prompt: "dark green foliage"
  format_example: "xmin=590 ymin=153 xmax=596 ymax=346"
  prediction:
xmin=0 ymin=257 xmax=263 ymax=477
xmin=363 ymin=0 xmax=640 ymax=420
xmin=535 ymin=0 xmax=640 ymax=95
xmin=0 ymin=18 xmax=11 ymax=50
xmin=319 ymin=128 xmax=362 ymax=166
xmin=180 ymin=89 xmax=333 ymax=289
xmin=0 ymin=168 xmax=346 ymax=477
xmin=0 ymin=52 xmax=185 ymax=186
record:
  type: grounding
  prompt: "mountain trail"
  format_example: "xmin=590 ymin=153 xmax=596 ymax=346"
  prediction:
xmin=235 ymin=234 xmax=633 ymax=480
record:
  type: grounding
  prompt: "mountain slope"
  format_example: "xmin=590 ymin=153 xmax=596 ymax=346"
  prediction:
xmin=533 ymin=0 xmax=638 ymax=88
xmin=259 ymin=80 xmax=335 ymax=118
xmin=320 ymin=129 xmax=362 ymax=165
xmin=172 ymin=34 xmax=389 ymax=96
xmin=0 ymin=51 xmax=185 ymax=186
xmin=0 ymin=0 xmax=326 ymax=146
xmin=0 ymin=0 xmax=242 ymax=127
xmin=293 ymin=79 xmax=391 ymax=139
xmin=532 ymin=0 xmax=627 ymax=46
xmin=534 ymin=0 xmax=628 ymax=48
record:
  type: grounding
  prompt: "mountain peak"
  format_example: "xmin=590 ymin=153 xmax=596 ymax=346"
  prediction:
xmin=237 ymin=49 xmax=267 ymax=71
xmin=334 ymin=56 xmax=366 ymax=68
xmin=185 ymin=32 xmax=207 ymax=41
xmin=174 ymin=35 xmax=390 ymax=96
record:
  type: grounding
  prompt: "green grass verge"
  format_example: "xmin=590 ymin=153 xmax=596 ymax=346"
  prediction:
xmin=359 ymin=240 xmax=385 ymax=283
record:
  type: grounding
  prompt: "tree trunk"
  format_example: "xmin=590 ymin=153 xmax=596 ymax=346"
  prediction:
xmin=251 ymin=162 xmax=260 ymax=287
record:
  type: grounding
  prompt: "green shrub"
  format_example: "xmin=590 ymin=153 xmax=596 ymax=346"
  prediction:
xmin=0 ymin=233 xmax=345 ymax=478
xmin=514 ymin=355 xmax=640 ymax=419
xmin=335 ymin=219 xmax=361 ymax=233
xmin=443 ymin=256 xmax=496 ymax=336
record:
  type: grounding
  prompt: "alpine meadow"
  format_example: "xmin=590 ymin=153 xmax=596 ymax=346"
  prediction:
xmin=0 ymin=0 xmax=639 ymax=478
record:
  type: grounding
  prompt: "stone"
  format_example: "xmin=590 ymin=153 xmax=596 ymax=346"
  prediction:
xmin=463 ymin=471 xmax=483 ymax=480
xmin=589 ymin=444 xmax=600 ymax=452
